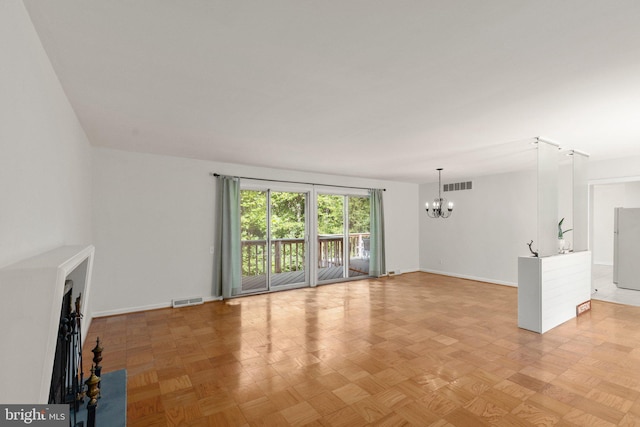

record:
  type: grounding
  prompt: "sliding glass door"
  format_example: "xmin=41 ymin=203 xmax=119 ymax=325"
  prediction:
xmin=240 ymin=189 xmax=308 ymax=293
xmin=348 ymin=196 xmax=370 ymax=278
xmin=316 ymin=193 xmax=370 ymax=283
xmin=240 ymin=190 xmax=268 ymax=293
xmin=317 ymin=194 xmax=345 ymax=282
xmin=270 ymin=191 xmax=307 ymax=288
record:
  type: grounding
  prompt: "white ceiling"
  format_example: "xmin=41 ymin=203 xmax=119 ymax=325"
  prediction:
xmin=24 ymin=0 xmax=640 ymax=183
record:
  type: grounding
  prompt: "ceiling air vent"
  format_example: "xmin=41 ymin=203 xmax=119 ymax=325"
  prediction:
xmin=443 ymin=181 xmax=472 ymax=192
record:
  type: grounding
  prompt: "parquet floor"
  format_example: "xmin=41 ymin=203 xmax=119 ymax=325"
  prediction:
xmin=82 ymin=272 xmax=640 ymax=426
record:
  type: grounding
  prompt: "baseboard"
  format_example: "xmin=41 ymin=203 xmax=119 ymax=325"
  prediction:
xmin=92 ymin=295 xmax=222 ymax=318
xmin=419 ymin=268 xmax=517 ymax=287
xmin=90 ymin=271 xmax=510 ymax=317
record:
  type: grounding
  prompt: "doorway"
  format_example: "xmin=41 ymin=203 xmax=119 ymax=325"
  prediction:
xmin=590 ymin=179 xmax=640 ymax=305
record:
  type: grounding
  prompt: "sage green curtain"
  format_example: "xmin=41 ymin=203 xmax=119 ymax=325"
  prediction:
xmin=213 ymin=175 xmax=242 ymax=298
xmin=369 ymin=189 xmax=386 ymax=277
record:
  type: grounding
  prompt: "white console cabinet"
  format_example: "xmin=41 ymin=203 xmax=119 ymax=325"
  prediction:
xmin=518 ymin=251 xmax=591 ymax=334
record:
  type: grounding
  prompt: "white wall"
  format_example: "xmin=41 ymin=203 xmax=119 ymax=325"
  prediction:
xmin=92 ymin=147 xmax=419 ymax=315
xmin=0 ymin=1 xmax=92 ymax=269
xmin=627 ymin=182 xmax=640 ymax=206
xmin=417 ymin=155 xmax=640 ymax=286
xmin=590 ymin=154 xmax=640 ymax=182
xmin=419 ymin=169 xmax=537 ymax=286
xmin=592 ymin=183 xmax=625 ymax=265
xmin=588 ymin=155 xmax=640 ymax=266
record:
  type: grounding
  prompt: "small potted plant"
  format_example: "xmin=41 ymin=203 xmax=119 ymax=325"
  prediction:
xmin=558 ymin=218 xmax=572 ymax=253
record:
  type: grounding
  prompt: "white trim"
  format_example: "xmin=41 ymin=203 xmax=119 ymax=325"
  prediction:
xmin=315 ymin=186 xmax=369 ymax=197
xmin=589 ymin=175 xmax=640 ymax=186
xmin=534 ymin=137 xmax=561 ymax=148
xmin=419 ymin=268 xmax=517 ymax=287
xmin=241 ymin=180 xmax=312 ymax=193
xmin=92 ymin=295 xmax=222 ymax=318
xmin=309 ymin=187 xmax=318 ymax=287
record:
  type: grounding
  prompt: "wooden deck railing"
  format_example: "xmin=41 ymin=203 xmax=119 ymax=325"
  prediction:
xmin=241 ymin=233 xmax=370 ymax=276
xmin=242 ymin=239 xmax=267 ymax=277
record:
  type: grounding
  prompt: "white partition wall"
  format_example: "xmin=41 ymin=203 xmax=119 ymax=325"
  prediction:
xmin=518 ymin=251 xmax=591 ymax=333
xmin=519 ymin=139 xmax=591 ymax=334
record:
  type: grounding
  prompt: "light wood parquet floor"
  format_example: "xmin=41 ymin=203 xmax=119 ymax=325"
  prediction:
xmin=82 ymin=272 xmax=640 ymax=426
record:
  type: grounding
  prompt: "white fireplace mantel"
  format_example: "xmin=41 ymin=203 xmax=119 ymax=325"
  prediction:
xmin=0 ymin=245 xmax=95 ymax=404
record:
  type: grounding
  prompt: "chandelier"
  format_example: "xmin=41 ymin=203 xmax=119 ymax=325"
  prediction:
xmin=425 ymin=168 xmax=453 ymax=218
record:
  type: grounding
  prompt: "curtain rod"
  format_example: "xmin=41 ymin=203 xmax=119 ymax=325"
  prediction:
xmin=210 ymin=173 xmax=385 ymax=191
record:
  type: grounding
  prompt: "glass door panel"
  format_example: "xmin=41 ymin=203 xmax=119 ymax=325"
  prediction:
xmin=243 ymin=189 xmax=370 ymax=290
xmin=348 ymin=196 xmax=370 ymax=278
xmin=240 ymin=190 xmax=268 ymax=293
xmin=270 ymin=191 xmax=307 ymax=287
xmin=317 ymin=194 xmax=345 ymax=282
